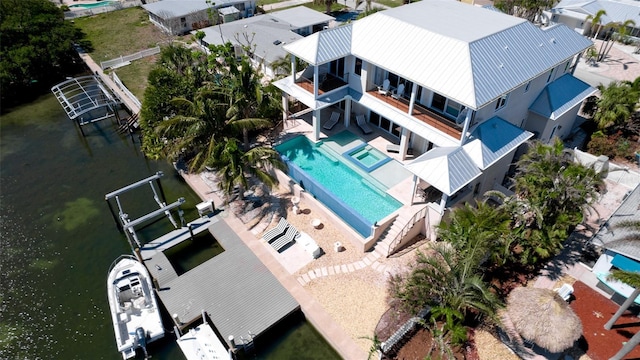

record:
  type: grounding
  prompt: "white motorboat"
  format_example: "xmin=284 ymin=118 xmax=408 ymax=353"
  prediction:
xmin=176 ymin=311 xmax=232 ymax=360
xmin=107 ymin=255 xmax=165 ymax=359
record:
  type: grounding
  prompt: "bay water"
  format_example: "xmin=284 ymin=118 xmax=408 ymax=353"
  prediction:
xmin=0 ymin=93 xmax=340 ymax=360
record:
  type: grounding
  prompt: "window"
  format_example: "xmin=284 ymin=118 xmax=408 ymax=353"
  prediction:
xmin=495 ymin=94 xmax=508 ymax=111
xmin=431 ymin=93 xmax=446 ymax=112
xmin=546 ymin=68 xmax=555 ymax=83
xmin=445 ymin=100 xmax=465 ymax=118
xmin=354 ymin=58 xmax=362 ymax=76
xmin=524 ymin=81 xmax=531 ymax=93
xmin=329 ymin=58 xmax=344 ymax=77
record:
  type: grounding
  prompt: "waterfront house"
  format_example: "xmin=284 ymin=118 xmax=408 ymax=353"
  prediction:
xmin=196 ymin=7 xmax=334 ymax=78
xmin=274 ymin=0 xmax=594 ymax=209
xmin=143 ymin=0 xmax=257 ymax=35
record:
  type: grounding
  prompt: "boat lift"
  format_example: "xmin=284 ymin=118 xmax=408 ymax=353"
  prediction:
xmin=105 ymin=172 xmax=186 ymax=249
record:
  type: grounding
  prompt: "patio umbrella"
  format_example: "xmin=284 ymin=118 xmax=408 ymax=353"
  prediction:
xmin=505 ymin=287 xmax=583 ymax=353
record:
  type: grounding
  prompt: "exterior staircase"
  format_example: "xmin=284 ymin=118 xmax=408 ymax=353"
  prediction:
xmin=374 ymin=205 xmax=427 ymax=257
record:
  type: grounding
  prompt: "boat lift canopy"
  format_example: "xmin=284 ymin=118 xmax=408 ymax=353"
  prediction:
xmin=51 ymin=75 xmax=120 ymax=125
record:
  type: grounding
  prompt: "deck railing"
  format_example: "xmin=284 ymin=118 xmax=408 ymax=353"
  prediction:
xmin=386 ymin=205 xmax=428 ymax=257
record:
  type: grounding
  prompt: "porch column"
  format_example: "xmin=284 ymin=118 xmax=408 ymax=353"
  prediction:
xmin=439 ymin=194 xmax=448 ymax=214
xmin=344 ymin=99 xmax=352 ymax=127
xmin=408 ymin=82 xmax=418 ymax=115
xmin=291 ymin=55 xmax=297 ymax=81
xmin=312 ymin=109 xmax=320 ymax=141
xmin=313 ymin=67 xmax=319 ymax=98
xmin=410 ymin=175 xmax=418 ymax=205
xmin=571 ymin=52 xmax=582 ymax=75
xmin=400 ymin=128 xmax=411 ymax=161
xmin=459 ymin=109 xmax=474 ymax=145
xmin=281 ymin=92 xmax=289 ymax=122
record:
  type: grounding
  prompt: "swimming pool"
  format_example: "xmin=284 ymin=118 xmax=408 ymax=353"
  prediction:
xmin=276 ymin=135 xmax=402 ymax=237
xmin=344 ymin=143 xmax=392 ymax=172
xmin=69 ymin=1 xmax=117 ymax=9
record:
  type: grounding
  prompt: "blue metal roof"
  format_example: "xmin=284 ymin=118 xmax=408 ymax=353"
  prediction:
xmin=529 ymin=74 xmax=596 ymax=120
xmin=462 ymin=117 xmax=533 ymax=170
xmin=612 ymin=254 xmax=640 ymax=273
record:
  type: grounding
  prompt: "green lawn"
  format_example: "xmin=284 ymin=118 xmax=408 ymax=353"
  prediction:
xmin=109 ymin=56 xmax=158 ymax=101
xmin=73 ymin=7 xmax=171 ymax=63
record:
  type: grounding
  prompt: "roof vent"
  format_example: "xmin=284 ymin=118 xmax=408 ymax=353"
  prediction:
xmin=504 ymin=45 xmax=509 ymax=50
xmin=273 ymin=40 xmax=282 ymax=45
xmin=499 ymin=63 xmax=504 ymax=68
xmin=539 ymin=43 xmax=544 ymax=47
xmin=549 ymin=37 xmax=556 ymax=44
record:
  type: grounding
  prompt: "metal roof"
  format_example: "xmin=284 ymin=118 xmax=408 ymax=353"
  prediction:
xmin=529 ymin=74 xmax=596 ymax=120
xmin=282 ymin=0 xmax=592 ymax=109
xmin=283 ymin=24 xmax=352 ymax=65
xmin=143 ymin=0 xmax=212 ymax=18
xmin=592 ymin=185 xmax=640 ymax=261
xmin=269 ymin=6 xmax=334 ymax=29
xmin=462 ymin=116 xmax=533 ymax=170
xmin=405 ymin=146 xmax=482 ymax=196
xmin=555 ymin=0 xmax=640 ymax=25
xmin=200 ymin=16 xmax=304 ymax=64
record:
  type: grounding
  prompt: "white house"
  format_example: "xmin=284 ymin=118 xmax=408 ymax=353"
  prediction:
xmin=274 ymin=0 xmax=595 ymax=210
xmin=197 ymin=7 xmax=334 ymax=78
xmin=547 ymin=0 xmax=640 ymax=37
xmin=143 ymin=0 xmax=256 ymax=35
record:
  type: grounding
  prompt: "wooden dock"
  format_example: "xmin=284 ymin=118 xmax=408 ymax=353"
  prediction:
xmin=140 ymin=214 xmax=300 ymax=348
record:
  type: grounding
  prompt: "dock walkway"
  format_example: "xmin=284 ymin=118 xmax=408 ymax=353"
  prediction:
xmin=141 ymin=215 xmax=300 ymax=346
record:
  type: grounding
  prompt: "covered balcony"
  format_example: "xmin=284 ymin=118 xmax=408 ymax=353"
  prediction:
xmin=295 ymin=72 xmax=348 ymax=95
xmin=366 ymin=88 xmax=463 ymax=140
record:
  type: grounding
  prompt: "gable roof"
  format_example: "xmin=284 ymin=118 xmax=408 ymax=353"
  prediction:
xmin=463 ymin=117 xmax=533 ymax=170
xmin=529 ymin=74 xmax=596 ymax=119
xmin=283 ymin=0 xmax=592 ymax=109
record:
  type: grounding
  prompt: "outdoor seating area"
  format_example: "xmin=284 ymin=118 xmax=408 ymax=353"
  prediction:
xmin=262 ymin=218 xmax=300 ymax=252
xmin=356 ymin=114 xmax=372 ymax=134
xmin=323 ymin=111 xmax=340 ymax=130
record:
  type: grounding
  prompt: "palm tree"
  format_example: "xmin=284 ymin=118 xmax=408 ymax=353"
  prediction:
xmin=389 ymin=243 xmax=502 ymax=321
xmin=586 ymin=9 xmax=607 ymax=39
xmin=208 ymin=137 xmax=286 ymax=201
xmin=592 ymin=81 xmax=640 ymax=130
xmin=599 ymin=20 xmax=636 ymax=61
xmin=314 ymin=0 xmax=335 ymax=14
xmin=270 ymin=53 xmax=307 ymax=79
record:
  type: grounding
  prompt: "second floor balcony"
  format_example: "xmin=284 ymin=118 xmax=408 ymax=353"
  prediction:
xmin=295 ymin=72 xmax=348 ymax=95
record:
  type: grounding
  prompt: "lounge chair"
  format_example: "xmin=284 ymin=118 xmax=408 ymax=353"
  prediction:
xmin=262 ymin=218 xmax=288 ymax=243
xmin=356 ymin=114 xmax=373 ymax=135
xmin=391 ymin=83 xmax=405 ymax=100
xmin=377 ymin=79 xmax=390 ymax=96
xmin=555 ymin=283 xmax=574 ymax=301
xmin=270 ymin=225 xmax=299 ymax=252
xmin=323 ymin=111 xmax=340 ymax=130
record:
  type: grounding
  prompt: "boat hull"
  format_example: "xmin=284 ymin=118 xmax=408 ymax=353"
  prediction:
xmin=107 ymin=255 xmax=164 ymax=359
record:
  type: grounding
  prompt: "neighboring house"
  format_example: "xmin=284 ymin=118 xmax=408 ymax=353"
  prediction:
xmin=591 ymin=184 xmax=640 ymax=304
xmin=273 ymin=0 xmax=594 ymax=210
xmin=547 ymin=0 xmax=640 ymax=37
xmin=197 ymin=7 xmax=334 ymax=78
xmin=142 ymin=0 xmax=256 ymax=35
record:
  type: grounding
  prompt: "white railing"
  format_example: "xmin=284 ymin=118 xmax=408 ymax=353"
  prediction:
xmin=111 ymin=72 xmax=142 ymax=109
xmin=386 ymin=205 xmax=428 ymax=257
xmin=101 ymin=46 xmax=161 ymax=70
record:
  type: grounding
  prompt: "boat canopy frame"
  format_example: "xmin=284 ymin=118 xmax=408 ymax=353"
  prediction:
xmin=51 ymin=75 xmax=121 ymax=129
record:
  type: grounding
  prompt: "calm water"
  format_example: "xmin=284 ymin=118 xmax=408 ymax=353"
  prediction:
xmin=0 ymin=93 xmax=340 ymax=360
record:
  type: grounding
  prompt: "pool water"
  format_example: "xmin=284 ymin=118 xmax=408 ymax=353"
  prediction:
xmin=276 ymin=135 xmax=402 ymax=230
xmin=69 ymin=1 xmax=117 ymax=9
xmin=345 ymin=143 xmax=392 ymax=172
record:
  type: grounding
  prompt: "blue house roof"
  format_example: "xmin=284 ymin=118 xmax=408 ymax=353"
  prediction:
xmin=529 ymin=74 xmax=595 ymax=120
xmin=463 ymin=116 xmax=533 ymax=170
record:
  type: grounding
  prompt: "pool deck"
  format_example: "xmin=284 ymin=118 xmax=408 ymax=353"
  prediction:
xmin=181 ymin=172 xmax=369 ymax=359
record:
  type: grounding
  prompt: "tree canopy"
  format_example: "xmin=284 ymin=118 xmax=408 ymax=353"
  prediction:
xmin=0 ymin=0 xmax=90 ymax=106
xmin=139 ymin=44 xmax=285 ymax=199
xmin=494 ymin=0 xmax=554 ymax=23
